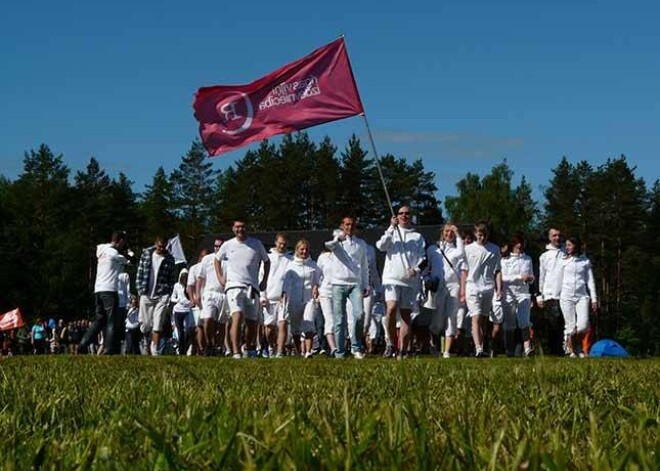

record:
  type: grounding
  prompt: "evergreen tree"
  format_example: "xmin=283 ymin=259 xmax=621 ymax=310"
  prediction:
xmin=140 ymin=167 xmax=177 ymax=243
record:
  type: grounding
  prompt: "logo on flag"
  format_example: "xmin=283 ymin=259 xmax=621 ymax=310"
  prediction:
xmin=193 ymin=38 xmax=364 ymax=156
xmin=0 ymin=308 xmax=26 ymax=332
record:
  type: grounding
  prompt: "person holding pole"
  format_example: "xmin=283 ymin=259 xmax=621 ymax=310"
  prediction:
xmin=376 ymin=205 xmax=427 ymax=359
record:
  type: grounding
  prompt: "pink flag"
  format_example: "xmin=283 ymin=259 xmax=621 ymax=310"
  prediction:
xmin=0 ymin=308 xmax=26 ymax=332
xmin=193 ymin=38 xmax=364 ymax=156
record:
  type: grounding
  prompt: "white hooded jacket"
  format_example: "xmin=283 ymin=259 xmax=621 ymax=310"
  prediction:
xmin=538 ymin=244 xmax=565 ymax=301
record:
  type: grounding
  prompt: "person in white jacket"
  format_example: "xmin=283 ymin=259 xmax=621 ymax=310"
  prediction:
xmin=425 ymin=223 xmax=466 ymax=358
xmin=260 ymin=233 xmax=292 ymax=357
xmin=500 ymin=234 xmax=535 ymax=357
xmin=282 ymin=239 xmax=321 ymax=358
xmin=197 ymin=238 xmax=227 ymax=356
xmin=462 ymin=223 xmax=503 ymax=357
xmin=537 ymin=227 xmax=566 ymax=355
xmin=376 ymin=206 xmax=426 ymax=358
xmin=171 ymin=269 xmax=193 ymax=355
xmin=316 ymin=248 xmax=338 ymax=355
xmin=558 ymin=236 xmax=598 ymax=357
xmin=325 ymin=216 xmax=369 ymax=359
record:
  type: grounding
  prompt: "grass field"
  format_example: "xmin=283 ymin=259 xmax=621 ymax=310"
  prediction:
xmin=1 ymin=356 xmax=659 ymax=470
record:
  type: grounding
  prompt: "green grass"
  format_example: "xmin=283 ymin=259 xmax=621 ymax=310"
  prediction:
xmin=1 ymin=356 xmax=659 ymax=470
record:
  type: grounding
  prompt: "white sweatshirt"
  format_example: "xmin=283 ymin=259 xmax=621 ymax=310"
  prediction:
xmin=171 ymin=282 xmax=193 ymax=312
xmin=501 ymin=253 xmax=534 ymax=299
xmin=94 ymin=243 xmax=129 ymax=293
xmin=376 ymin=226 xmax=426 ymax=288
xmin=282 ymin=257 xmax=320 ymax=305
xmin=559 ymin=255 xmax=597 ymax=302
xmin=261 ymin=249 xmax=292 ymax=301
xmin=464 ymin=242 xmax=501 ymax=294
xmin=538 ymin=244 xmax=565 ymax=301
xmin=325 ymin=233 xmax=369 ymax=290
xmin=316 ymin=252 xmax=336 ymax=297
xmin=426 ymin=236 xmax=466 ymax=289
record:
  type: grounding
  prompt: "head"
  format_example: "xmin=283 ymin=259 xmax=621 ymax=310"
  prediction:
xmin=130 ymin=296 xmax=138 ymax=307
xmin=197 ymin=248 xmax=209 ymax=262
xmin=396 ymin=205 xmax=412 ymax=228
xmin=178 ymin=269 xmax=188 ymax=285
xmin=154 ymin=236 xmax=167 ymax=255
xmin=442 ymin=222 xmax=456 ymax=243
xmin=213 ymin=238 xmax=224 ymax=254
xmin=510 ymin=233 xmax=525 ymax=254
xmin=548 ymin=227 xmax=562 ymax=248
xmin=232 ymin=220 xmax=247 ymax=241
xmin=340 ymin=216 xmax=356 ymax=236
xmin=295 ymin=239 xmax=310 ymax=259
xmin=565 ymin=236 xmax=582 ymax=256
xmin=111 ymin=230 xmax=128 ymax=250
xmin=274 ymin=233 xmax=288 ymax=254
xmin=473 ymin=223 xmax=489 ymax=245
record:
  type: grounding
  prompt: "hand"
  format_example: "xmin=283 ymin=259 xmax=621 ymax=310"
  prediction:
xmin=336 ymin=230 xmax=347 ymax=241
xmin=312 ymin=286 xmax=319 ymax=299
xmin=591 ymin=302 xmax=598 ymax=313
xmin=495 ymin=290 xmax=502 ymax=301
xmin=406 ymin=268 xmax=417 ymax=279
xmin=260 ymin=297 xmax=268 ymax=307
xmin=459 ymin=291 xmax=466 ymax=304
xmin=537 ymin=298 xmax=544 ymax=309
xmin=390 ymin=215 xmax=398 ymax=227
xmin=450 ymin=224 xmax=458 ymax=234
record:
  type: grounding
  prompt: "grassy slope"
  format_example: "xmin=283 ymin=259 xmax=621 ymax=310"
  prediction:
xmin=1 ymin=357 xmax=659 ymax=470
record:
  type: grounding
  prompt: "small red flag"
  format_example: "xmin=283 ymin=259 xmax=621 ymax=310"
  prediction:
xmin=193 ymin=38 xmax=364 ymax=157
xmin=0 ymin=308 xmax=26 ymax=332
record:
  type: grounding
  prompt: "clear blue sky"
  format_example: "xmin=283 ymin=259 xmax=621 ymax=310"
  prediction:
xmin=1 ymin=0 xmax=658 ymax=209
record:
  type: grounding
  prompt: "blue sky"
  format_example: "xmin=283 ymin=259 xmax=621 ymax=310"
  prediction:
xmin=1 ymin=0 xmax=658 ymax=209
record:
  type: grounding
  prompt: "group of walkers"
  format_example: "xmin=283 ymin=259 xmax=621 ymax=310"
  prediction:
xmin=2 ymin=209 xmax=598 ymax=359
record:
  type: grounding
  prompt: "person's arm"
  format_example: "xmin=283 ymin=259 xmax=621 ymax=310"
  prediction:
xmin=213 ymin=258 xmax=224 ymax=288
xmin=495 ymin=270 xmax=503 ymax=299
xmin=459 ymin=269 xmax=467 ymax=304
xmin=586 ymin=261 xmax=598 ymax=311
xmin=537 ymin=254 xmax=546 ymax=307
xmin=375 ymin=217 xmax=397 ymax=252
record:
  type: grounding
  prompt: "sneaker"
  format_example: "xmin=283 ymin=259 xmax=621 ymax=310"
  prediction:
xmin=330 ymin=349 xmax=339 ymax=358
xmin=443 ymin=351 xmax=451 ymax=359
xmin=475 ymin=347 xmax=484 ymax=358
xmin=273 ymin=351 xmax=284 ymax=359
xmin=304 ymin=351 xmax=314 ymax=359
xmin=569 ymin=352 xmax=578 ymax=358
xmin=353 ymin=351 xmax=365 ymax=360
xmin=247 ymin=350 xmax=258 ymax=358
xmin=383 ymin=345 xmax=395 ymax=358
xmin=524 ymin=347 xmax=535 ymax=357
xmin=232 ymin=353 xmax=242 ymax=360
xmin=397 ymin=350 xmax=409 ymax=360
xmin=224 ymin=350 xmax=232 ymax=357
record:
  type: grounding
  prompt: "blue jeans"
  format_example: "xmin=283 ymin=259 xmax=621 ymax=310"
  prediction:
xmin=332 ymin=285 xmax=364 ymax=356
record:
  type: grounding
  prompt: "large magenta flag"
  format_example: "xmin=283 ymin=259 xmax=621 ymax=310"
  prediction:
xmin=193 ymin=38 xmax=364 ymax=157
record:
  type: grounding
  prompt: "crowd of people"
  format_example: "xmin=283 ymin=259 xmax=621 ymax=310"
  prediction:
xmin=1 ymin=209 xmax=599 ymax=359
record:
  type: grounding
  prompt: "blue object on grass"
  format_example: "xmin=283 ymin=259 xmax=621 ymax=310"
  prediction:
xmin=589 ymin=339 xmax=629 ymax=357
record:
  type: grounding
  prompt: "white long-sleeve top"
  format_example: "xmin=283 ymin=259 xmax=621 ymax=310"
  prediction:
xmin=316 ymin=252 xmax=335 ymax=297
xmin=538 ymin=244 xmax=565 ymax=301
xmin=125 ymin=306 xmax=140 ymax=330
xmin=325 ymin=233 xmax=369 ymax=290
xmin=426 ymin=237 xmax=466 ymax=289
xmin=282 ymin=257 xmax=320 ymax=305
xmin=376 ymin=226 xmax=426 ymax=288
xmin=94 ymin=243 xmax=129 ymax=293
xmin=464 ymin=242 xmax=501 ymax=294
xmin=501 ymin=253 xmax=534 ymax=299
xmin=171 ymin=282 xmax=193 ymax=312
xmin=559 ymin=255 xmax=597 ymax=302
xmin=261 ymin=249 xmax=292 ymax=301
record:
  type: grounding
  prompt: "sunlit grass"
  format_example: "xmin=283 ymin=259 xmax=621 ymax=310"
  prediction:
xmin=1 ymin=356 xmax=658 ymax=469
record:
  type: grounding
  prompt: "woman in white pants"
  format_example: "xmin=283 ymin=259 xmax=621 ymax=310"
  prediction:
xmin=559 ymin=237 xmax=598 ymax=357
xmin=282 ymin=240 xmax=321 ymax=358
xmin=500 ymin=234 xmax=535 ymax=357
xmin=426 ymin=223 xmax=466 ymax=358
xmin=316 ymin=248 xmax=338 ymax=356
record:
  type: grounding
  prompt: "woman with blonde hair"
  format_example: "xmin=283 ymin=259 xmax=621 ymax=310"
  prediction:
xmin=282 ymin=239 xmax=321 ymax=357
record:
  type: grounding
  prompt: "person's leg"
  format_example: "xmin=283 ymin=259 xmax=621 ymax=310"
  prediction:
xmin=151 ymin=296 xmax=169 ymax=355
xmin=80 ymin=293 xmax=110 ymax=352
xmin=104 ymin=296 xmax=123 ymax=355
xmin=174 ymin=312 xmax=187 ymax=355
xmin=574 ymin=297 xmax=590 ymax=355
xmin=230 ymin=311 xmax=243 ymax=356
xmin=560 ymin=299 xmax=577 ymax=356
xmin=332 ymin=286 xmax=349 ymax=357
xmin=516 ymin=296 xmax=533 ymax=354
xmin=319 ymin=296 xmax=337 ymax=353
xmin=347 ymin=285 xmax=365 ymax=354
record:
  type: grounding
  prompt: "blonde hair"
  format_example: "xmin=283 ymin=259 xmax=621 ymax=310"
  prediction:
xmin=295 ymin=239 xmax=310 ymax=257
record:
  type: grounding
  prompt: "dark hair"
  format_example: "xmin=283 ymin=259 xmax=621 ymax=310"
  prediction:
xmin=154 ymin=235 xmax=167 ymax=245
xmin=566 ymin=236 xmax=582 ymax=254
xmin=510 ymin=232 xmax=526 ymax=250
xmin=111 ymin=230 xmax=127 ymax=243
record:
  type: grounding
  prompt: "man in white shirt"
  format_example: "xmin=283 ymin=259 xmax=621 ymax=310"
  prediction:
xmin=80 ymin=230 xmax=133 ymax=355
xmin=376 ymin=206 xmax=427 ymax=358
xmin=325 ymin=216 xmax=370 ymax=359
xmin=187 ymin=248 xmax=208 ymax=355
xmin=536 ymin=227 xmax=566 ymax=355
xmin=136 ymin=236 xmax=176 ymax=356
xmin=197 ymin=238 xmax=228 ymax=356
xmin=214 ymin=220 xmax=270 ymax=358
xmin=260 ymin=233 xmax=291 ymax=357
xmin=462 ymin=223 xmax=503 ymax=357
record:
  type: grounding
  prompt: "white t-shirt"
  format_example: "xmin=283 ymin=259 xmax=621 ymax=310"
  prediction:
xmin=215 ymin=237 xmax=269 ymax=290
xmin=149 ymin=252 xmax=164 ymax=298
xmin=198 ymin=253 xmax=223 ymax=292
xmin=94 ymin=243 xmax=128 ymax=293
xmin=316 ymin=252 xmax=335 ymax=297
xmin=464 ymin=242 xmax=501 ymax=294
xmin=262 ymin=249 xmax=292 ymax=300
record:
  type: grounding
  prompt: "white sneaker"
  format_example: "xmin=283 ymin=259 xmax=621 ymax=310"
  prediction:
xmin=232 ymin=353 xmax=242 ymax=360
xmin=353 ymin=351 xmax=365 ymax=360
xmin=443 ymin=351 xmax=451 ymax=359
xmin=304 ymin=352 xmax=313 ymax=359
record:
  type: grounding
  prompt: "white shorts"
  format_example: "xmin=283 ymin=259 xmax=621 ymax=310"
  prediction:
xmin=430 ymin=285 xmax=460 ymax=337
xmin=319 ymin=296 xmax=334 ymax=335
xmin=139 ymin=294 xmax=170 ymax=334
xmin=201 ymin=290 xmax=229 ymax=323
xmin=191 ymin=307 xmax=203 ymax=327
xmin=226 ymin=287 xmax=259 ymax=321
xmin=300 ymin=300 xmax=318 ymax=334
xmin=368 ymin=302 xmax=384 ymax=340
xmin=467 ymin=290 xmax=496 ymax=321
xmin=490 ymin=296 xmax=504 ymax=324
xmin=383 ymin=284 xmax=417 ymax=310
xmin=263 ymin=300 xmax=286 ymax=326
